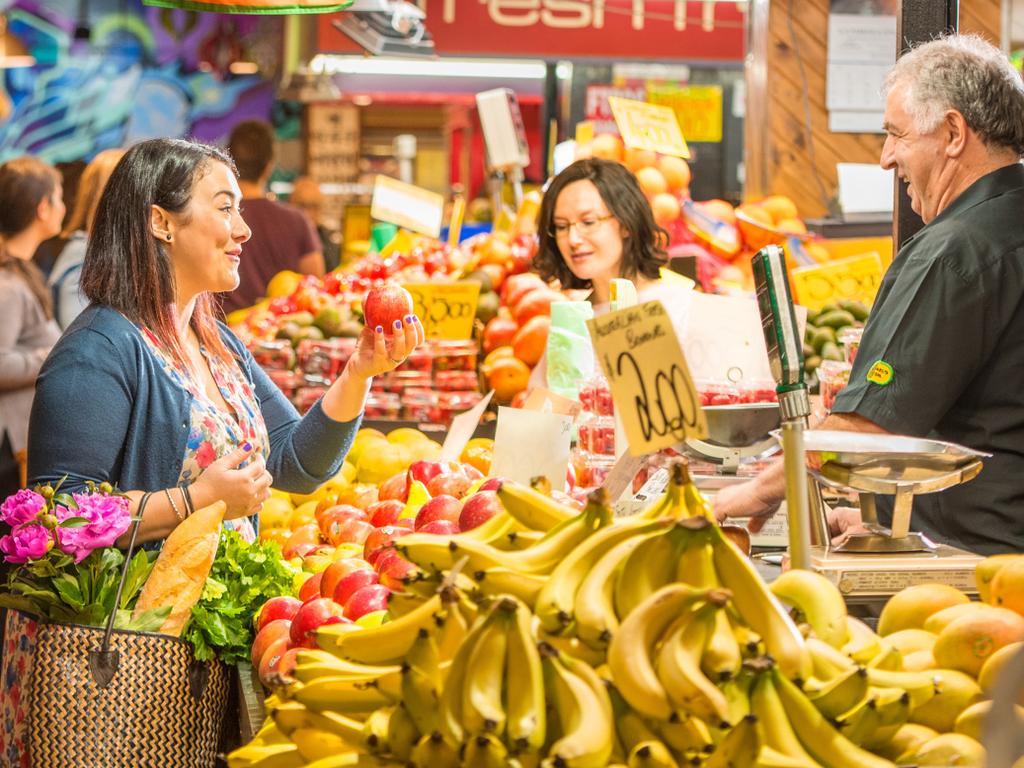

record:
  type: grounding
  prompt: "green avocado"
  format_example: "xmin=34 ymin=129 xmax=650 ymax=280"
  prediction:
xmin=820 ymin=341 xmax=844 ymax=362
xmin=811 ymin=326 xmax=837 ymax=353
xmin=839 ymin=300 xmax=870 ymax=322
xmin=817 ymin=309 xmax=857 ymax=330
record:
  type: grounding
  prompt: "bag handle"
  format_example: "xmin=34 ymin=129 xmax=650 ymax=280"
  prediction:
xmin=88 ymin=490 xmax=152 ymax=688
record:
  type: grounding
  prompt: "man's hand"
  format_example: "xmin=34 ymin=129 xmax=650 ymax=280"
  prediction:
xmin=712 ymin=459 xmax=786 ymax=532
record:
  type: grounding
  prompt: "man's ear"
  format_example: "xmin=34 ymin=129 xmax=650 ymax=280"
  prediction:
xmin=944 ymin=110 xmax=969 ymax=158
xmin=150 ymin=205 xmax=173 ymax=242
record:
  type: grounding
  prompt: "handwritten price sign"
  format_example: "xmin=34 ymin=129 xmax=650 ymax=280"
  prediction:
xmin=608 ymin=97 xmax=691 ymax=159
xmin=403 ymin=282 xmax=480 ymax=340
xmin=791 ymin=252 xmax=883 ymax=312
xmin=587 ymin=300 xmax=707 ymax=457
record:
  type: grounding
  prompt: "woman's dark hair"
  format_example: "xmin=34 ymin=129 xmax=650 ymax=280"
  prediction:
xmin=0 ymin=156 xmax=60 ymax=320
xmin=81 ymin=138 xmax=237 ymax=369
xmin=533 ymin=157 xmax=668 ymax=290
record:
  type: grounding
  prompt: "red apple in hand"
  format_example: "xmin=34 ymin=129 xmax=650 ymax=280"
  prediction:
xmin=418 ymin=519 xmax=461 ymax=536
xmin=343 ymin=584 xmax=392 ymax=620
xmin=251 ymin=619 xmax=292 ymax=667
xmin=290 ymin=597 xmax=348 ymax=648
xmin=363 ymin=283 xmax=415 ymax=332
xmin=333 ymin=569 xmax=380 ymax=606
xmin=320 ymin=558 xmax=375 ymax=598
xmin=414 ymin=494 xmax=462 ymax=531
xmin=256 ymin=596 xmax=302 ymax=632
xmin=459 ymin=491 xmax=502 ymax=531
xmin=368 ymin=500 xmax=407 ymax=528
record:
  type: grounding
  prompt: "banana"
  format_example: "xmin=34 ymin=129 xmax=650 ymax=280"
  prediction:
xmin=289 ymin=676 xmax=395 ymax=714
xmin=614 ymin=524 xmax=692 ymax=621
xmin=500 ymin=529 xmax=545 ymax=551
xmin=473 ymin=566 xmax=547 ymax=606
xmin=290 ymin=649 xmax=402 ymax=684
xmin=841 ymin=617 xmax=882 ymax=665
xmin=361 ymin=706 xmax=396 ymax=754
xmin=436 ymin=595 xmax=475 ymax=664
xmin=866 ymin=642 xmax=903 ymax=671
xmin=730 ymin=610 xmax=765 ymax=659
xmin=771 ymin=668 xmax=896 ymax=768
xmin=656 ymin=597 xmax=732 ymax=725
xmin=293 ymin=725 xmax=354 ymax=762
xmin=864 ymin=667 xmax=940 ymax=710
xmin=608 ymin=583 xmax=712 ymax=721
xmin=768 ymin=570 xmax=849 ymax=650
xmin=803 ymin=665 xmax=869 ymax=720
xmin=617 ymin=711 xmax=662 ymax=754
xmin=496 ymin=478 xmax=576 ymax=530
xmin=719 ymin=669 xmax=754 ymax=728
xmin=386 ymin=703 xmax=419 ymax=761
xmin=410 ymin=731 xmax=460 ymax=768
xmin=536 ymin=623 xmax=608 ymax=668
xmin=652 ymin=714 xmax=714 ymax=755
xmin=535 ymin=511 xmax=673 ymax=634
xmin=385 ymin=587 xmax=427 ymax=618
xmin=271 ymin=700 xmax=364 ymax=745
xmin=806 ymin=637 xmax=856 ymax=679
xmin=402 ymin=628 xmax=443 ymax=736
xmin=574 ymin=530 xmax=661 ymax=651
xmin=703 ymin=606 xmax=743 ymax=683
xmin=677 ymin=460 xmax=716 ymax=521
xmin=462 ymin=599 xmax=513 ymax=737
xmin=438 ymin=607 xmax=492 ymax=748
xmin=541 ymin=644 xmax=615 ymax=768
xmin=703 ymin=714 xmax=761 ymax=768
xmin=451 ymin=509 xmax=519 ymax=544
xmin=461 ymin=732 xmax=511 ymax=768
xmin=506 ymin=598 xmax=547 ymax=754
xmin=709 ymin=523 xmax=811 ymax=682
xmin=227 ymin=742 xmax=305 ymax=768
xmin=302 ymin=753 xmax=395 ymax=768
xmin=753 ymin=746 xmax=821 ymax=768
xmin=834 ymin=687 xmax=909 ymax=750
xmin=628 ymin=739 xmax=680 ymax=768
xmin=317 ymin=593 xmax=442 ymax=664
xmin=748 ymin=668 xmax=822 ymax=767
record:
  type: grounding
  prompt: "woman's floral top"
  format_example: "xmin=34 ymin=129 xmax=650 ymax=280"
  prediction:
xmin=138 ymin=327 xmax=270 ymax=541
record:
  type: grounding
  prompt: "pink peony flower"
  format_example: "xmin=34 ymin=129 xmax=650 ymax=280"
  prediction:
xmin=55 ymin=494 xmax=131 ymax=563
xmin=0 ymin=489 xmax=45 ymax=527
xmin=0 ymin=523 xmax=54 ymax=564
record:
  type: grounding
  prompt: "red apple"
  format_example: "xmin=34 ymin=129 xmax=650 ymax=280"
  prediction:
xmin=378 ymin=472 xmax=409 ymax=502
xmin=320 ymin=558 xmax=375 ymax=598
xmin=276 ymin=646 xmax=303 ymax=682
xmin=290 ymin=597 xmax=347 ymax=648
xmin=331 ymin=519 xmax=376 ymax=546
xmin=414 ymin=494 xmax=462 ymax=531
xmin=283 ymin=542 xmax=320 ymax=561
xmin=478 ymin=477 xmax=503 ymax=492
xmin=407 ymin=460 xmax=443 ymax=490
xmin=372 ymin=547 xmax=404 ymax=574
xmin=427 ymin=472 xmax=472 ymax=499
xmin=459 ymin=491 xmax=502 ymax=531
xmin=318 ymin=504 xmax=368 ymax=531
xmin=363 ymin=282 xmax=415 ymax=331
xmin=368 ymin=500 xmax=407 ymax=528
xmin=299 ymin=572 xmax=324 ymax=603
xmin=418 ymin=519 xmax=462 ymax=536
xmin=379 ymin=555 xmax=417 ymax=590
xmin=363 ymin=525 xmax=413 ymax=566
xmin=251 ymin=619 xmax=292 ymax=667
xmin=256 ymin=596 xmax=302 ymax=632
xmin=343 ymin=584 xmax=392 ymax=620
xmin=258 ymin=636 xmax=292 ymax=686
xmin=333 ymin=569 xmax=380 ymax=606
xmin=461 ymin=464 xmax=484 ymax=482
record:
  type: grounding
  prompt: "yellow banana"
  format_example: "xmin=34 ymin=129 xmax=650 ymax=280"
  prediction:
xmin=451 ymin=509 xmax=519 ymax=544
xmin=703 ymin=714 xmax=761 ymax=768
xmin=436 ymin=596 xmax=475 ymax=664
xmin=438 ymin=608 xmax=492 ymax=748
xmin=409 ymin=731 xmax=460 ymax=768
xmin=496 ymin=478 xmax=576 ymax=530
xmin=703 ymin=606 xmax=743 ymax=683
xmin=317 ymin=593 xmax=442 ymax=664
xmin=771 ymin=668 xmax=897 ymax=768
xmin=652 ymin=714 xmax=714 ymax=755
xmin=719 ymin=669 xmax=754 ymax=729
xmin=386 ymin=703 xmax=419 ymax=761
xmin=281 ymin=725 xmax=348 ymax=762
xmin=617 ymin=711 xmax=661 ymax=754
xmin=536 ymin=622 xmax=608 ymax=667
xmin=541 ymin=644 xmax=615 ymax=768
xmin=614 ymin=524 xmax=692 ymax=620
xmin=628 ymin=739 xmax=680 ymax=768
xmin=806 ymin=637 xmax=856 ymax=679
xmin=864 ymin=667 xmax=940 ymax=710
xmin=302 ymin=753 xmax=395 ymax=768
xmin=677 ymin=460 xmax=716 ymax=521
xmin=834 ymin=687 xmax=909 ymax=750
xmin=402 ymin=627 xmax=443 ymax=736
xmin=499 ymin=529 xmax=545 ymax=550
xmin=841 ymin=617 xmax=882 ymax=665
xmin=753 ymin=746 xmax=821 ymax=768
xmin=462 ymin=600 xmax=513 ymax=737
xmin=289 ymin=675 xmax=395 ymax=714
xmin=709 ymin=523 xmax=811 ymax=682
xmin=271 ymin=700 xmax=363 ymax=745
xmin=866 ymin=642 xmax=903 ymax=671
xmin=656 ymin=598 xmax=732 ymax=725
xmin=730 ymin=610 xmax=765 ymax=659
xmin=874 ymin=723 xmax=938 ymax=763
xmin=361 ymin=705 xmax=397 ymax=754
xmin=506 ymin=598 xmax=547 ymax=754
xmin=803 ymin=665 xmax=870 ymax=720
xmin=608 ymin=583 xmax=712 ymax=721
xmin=462 ymin=732 xmax=511 ymax=768
xmin=574 ymin=530 xmax=661 ymax=651
xmin=768 ymin=570 xmax=849 ymax=650
xmin=473 ymin=566 xmax=547 ymax=607
xmin=226 ymin=741 xmax=304 ymax=768
xmin=748 ymin=669 xmax=822 ymax=767
xmin=385 ymin=588 xmax=427 ymax=618
xmin=290 ymin=649 xmax=402 ymax=684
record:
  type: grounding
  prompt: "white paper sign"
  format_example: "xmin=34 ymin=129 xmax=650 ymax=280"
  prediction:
xmin=370 ymin=175 xmax=444 ymax=238
xmin=489 ymin=406 xmax=573 ymax=492
xmin=439 ymin=390 xmax=494 ymax=464
xmin=837 ymin=163 xmax=894 ymax=215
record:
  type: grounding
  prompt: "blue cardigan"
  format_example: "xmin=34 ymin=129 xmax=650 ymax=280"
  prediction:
xmin=27 ymin=305 xmax=360 ymax=503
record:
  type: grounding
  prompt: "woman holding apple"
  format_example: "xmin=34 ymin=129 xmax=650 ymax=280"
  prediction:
xmin=27 ymin=138 xmax=423 ymax=545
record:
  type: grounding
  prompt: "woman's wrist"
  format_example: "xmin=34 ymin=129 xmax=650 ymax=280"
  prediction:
xmin=321 ymin=365 xmax=372 ymax=422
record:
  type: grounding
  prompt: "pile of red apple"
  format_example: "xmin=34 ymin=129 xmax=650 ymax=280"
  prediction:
xmin=250 ymin=458 xmax=505 ymax=686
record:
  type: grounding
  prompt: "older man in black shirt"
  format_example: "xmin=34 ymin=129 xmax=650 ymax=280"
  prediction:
xmin=716 ymin=34 xmax=1024 ymax=554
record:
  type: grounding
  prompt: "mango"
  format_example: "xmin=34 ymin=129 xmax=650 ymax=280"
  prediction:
xmin=954 ymin=699 xmax=1024 ymax=742
xmin=977 ymin=640 xmax=1024 ymax=703
xmin=933 ymin=606 xmax=1024 ymax=677
xmin=878 ymin=583 xmax=970 ymax=636
xmin=876 ymin=723 xmax=938 ymax=762
xmin=356 ymin=442 xmax=413 ymax=486
xmin=975 ymin=553 xmax=1024 ymax=603
xmin=885 ymin=628 xmax=937 ymax=656
xmin=991 ymin=557 xmax=1024 ymax=617
xmin=910 ymin=669 xmax=982 ymax=733
xmin=923 ymin=602 xmax=992 ymax=634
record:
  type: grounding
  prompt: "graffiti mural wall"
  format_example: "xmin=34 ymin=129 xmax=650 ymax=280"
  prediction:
xmin=0 ymin=0 xmax=282 ymax=163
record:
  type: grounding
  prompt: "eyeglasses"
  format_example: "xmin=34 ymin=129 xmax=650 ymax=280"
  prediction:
xmin=549 ymin=214 xmax=615 ymax=240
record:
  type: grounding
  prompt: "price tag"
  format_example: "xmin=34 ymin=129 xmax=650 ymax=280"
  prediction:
xmin=370 ymin=175 xmax=444 ymax=238
xmin=587 ymin=300 xmax=707 ymax=457
xmin=439 ymin=390 xmax=494 ymax=463
xmin=608 ymin=96 xmax=691 ymax=159
xmin=647 ymin=84 xmax=724 ymax=144
xmin=791 ymin=252 xmax=883 ymax=312
xmin=403 ymin=281 xmax=480 ymax=340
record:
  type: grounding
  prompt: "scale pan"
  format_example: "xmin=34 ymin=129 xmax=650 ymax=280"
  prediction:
xmin=795 ymin=430 xmax=989 ymax=472
xmin=702 ymin=403 xmax=781 ymax=447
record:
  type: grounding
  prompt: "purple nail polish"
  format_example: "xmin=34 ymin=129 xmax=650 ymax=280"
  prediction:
xmin=393 ymin=319 xmax=402 ymax=330
xmin=375 ymin=325 xmax=384 ymax=334
xmin=404 ymin=314 xmax=413 ymax=324
xmin=412 ymin=315 xmax=420 ymax=323
xmin=243 ymin=442 xmax=252 ymax=451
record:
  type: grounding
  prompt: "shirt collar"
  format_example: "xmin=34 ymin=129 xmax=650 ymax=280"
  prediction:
xmin=931 ymin=161 xmax=1024 ymax=227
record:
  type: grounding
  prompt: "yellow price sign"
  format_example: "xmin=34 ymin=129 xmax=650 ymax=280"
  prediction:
xmin=403 ymin=282 xmax=481 ymax=340
xmin=587 ymin=300 xmax=707 ymax=456
xmin=371 ymin=175 xmax=444 ymax=238
xmin=607 ymin=96 xmax=690 ymax=159
xmin=791 ymin=252 xmax=884 ymax=312
xmin=574 ymin=121 xmax=594 ymax=145
xmin=648 ymin=84 xmax=723 ymax=144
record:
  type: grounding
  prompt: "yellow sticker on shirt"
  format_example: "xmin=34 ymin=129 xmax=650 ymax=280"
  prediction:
xmin=867 ymin=360 xmax=893 ymax=386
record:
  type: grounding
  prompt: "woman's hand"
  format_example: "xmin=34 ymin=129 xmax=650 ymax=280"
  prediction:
xmin=344 ymin=315 xmax=425 ymax=382
xmin=192 ymin=443 xmax=274 ymax=520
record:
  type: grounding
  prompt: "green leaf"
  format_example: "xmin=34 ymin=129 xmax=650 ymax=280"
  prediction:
xmin=117 ymin=605 xmax=171 ymax=632
xmin=57 ymin=516 xmax=89 ymax=528
xmin=120 ymin=550 xmax=157 ymax=610
xmin=52 ymin=574 xmax=85 ymax=611
xmin=52 ymin=493 xmax=77 ymax=510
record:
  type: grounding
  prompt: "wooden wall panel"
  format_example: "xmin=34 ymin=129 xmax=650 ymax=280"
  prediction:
xmin=745 ymin=0 xmax=1002 ymax=219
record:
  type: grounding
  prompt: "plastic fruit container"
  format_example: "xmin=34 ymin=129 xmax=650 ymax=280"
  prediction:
xmin=266 ymin=369 xmax=298 ymax=399
xmin=401 ymin=389 xmax=442 ymax=423
xmin=435 ymin=369 xmax=480 ymax=392
xmin=838 ymin=327 xmax=863 ymax=365
xmin=381 ymin=370 xmax=432 ymax=394
xmin=394 ymin=346 xmax=433 ymax=374
xmin=364 ymin=392 xmax=402 ymax=420
xmin=437 ymin=391 xmax=483 ymax=425
xmin=430 ymin=340 xmax=478 ymax=372
xmin=296 ymin=337 xmax=357 ymax=381
xmin=579 ymin=374 xmax=614 ymax=416
xmin=578 ymin=415 xmax=616 ymax=456
xmin=818 ymin=360 xmax=853 ymax=413
xmin=251 ymin=339 xmax=296 ymax=371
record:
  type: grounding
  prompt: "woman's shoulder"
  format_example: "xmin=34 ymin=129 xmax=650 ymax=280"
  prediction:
xmin=56 ymin=305 xmax=143 ymax=356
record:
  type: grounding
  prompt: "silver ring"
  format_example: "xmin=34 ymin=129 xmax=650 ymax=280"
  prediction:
xmin=389 ymin=356 xmax=402 ymax=364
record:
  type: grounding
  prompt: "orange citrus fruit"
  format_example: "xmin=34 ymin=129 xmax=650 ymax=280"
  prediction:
xmin=699 ymin=199 xmax=737 ymax=225
xmin=635 ymin=166 xmax=668 ymax=198
xmin=658 ymin=156 xmax=692 ymax=191
xmin=776 ymin=218 xmax=808 ymax=235
xmin=760 ymin=195 xmax=799 ymax=224
xmin=624 ymin=146 xmax=658 ymax=172
xmin=650 ymin=193 xmax=681 ymax=226
xmin=487 ymin=357 xmax=531 ymax=403
xmin=591 ymin=133 xmax=624 ymax=162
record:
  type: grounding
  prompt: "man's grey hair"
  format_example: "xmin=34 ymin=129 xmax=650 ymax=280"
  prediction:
xmin=884 ymin=34 xmax=1024 ymax=156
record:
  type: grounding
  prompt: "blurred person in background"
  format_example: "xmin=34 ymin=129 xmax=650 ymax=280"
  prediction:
xmin=48 ymin=149 xmax=126 ymax=329
xmin=32 ymin=159 xmax=85 ymax=279
xmin=290 ymin=175 xmax=341 ymax=272
xmin=0 ymin=157 xmax=64 ymax=500
xmin=221 ymin=120 xmax=323 ymax=313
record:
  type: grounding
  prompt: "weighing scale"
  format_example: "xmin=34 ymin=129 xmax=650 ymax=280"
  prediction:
xmin=750 ymin=245 xmax=984 ymax=601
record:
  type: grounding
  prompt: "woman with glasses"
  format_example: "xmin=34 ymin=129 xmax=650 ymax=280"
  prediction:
xmin=529 ymin=157 xmax=692 ymax=388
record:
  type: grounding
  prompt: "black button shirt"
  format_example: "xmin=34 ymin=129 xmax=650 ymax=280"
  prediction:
xmin=832 ymin=163 xmax=1024 ymax=554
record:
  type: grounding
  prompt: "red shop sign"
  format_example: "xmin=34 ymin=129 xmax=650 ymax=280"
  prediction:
xmin=317 ymin=1 xmax=745 ymax=61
